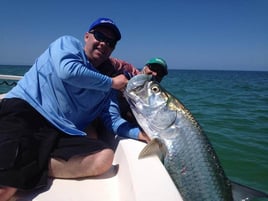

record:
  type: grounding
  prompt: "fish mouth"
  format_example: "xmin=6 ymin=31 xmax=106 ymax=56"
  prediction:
xmin=125 ymin=74 xmax=152 ymax=94
xmin=124 ymin=74 xmax=152 ymax=105
xmin=123 ymin=74 xmax=153 ymax=119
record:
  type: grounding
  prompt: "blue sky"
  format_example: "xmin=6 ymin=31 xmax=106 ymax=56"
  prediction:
xmin=0 ymin=0 xmax=267 ymax=71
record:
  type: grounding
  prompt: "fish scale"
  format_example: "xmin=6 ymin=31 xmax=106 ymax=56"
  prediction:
xmin=165 ymin=125 xmax=227 ymax=201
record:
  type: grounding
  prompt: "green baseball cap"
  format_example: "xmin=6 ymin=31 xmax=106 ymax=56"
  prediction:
xmin=146 ymin=57 xmax=168 ymax=75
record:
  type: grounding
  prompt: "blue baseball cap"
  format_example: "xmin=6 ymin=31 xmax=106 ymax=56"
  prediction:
xmin=88 ymin=17 xmax=121 ymax=41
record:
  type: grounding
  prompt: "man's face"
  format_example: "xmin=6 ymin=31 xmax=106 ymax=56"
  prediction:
xmin=143 ymin=64 xmax=165 ymax=82
xmin=84 ymin=26 xmax=117 ymax=67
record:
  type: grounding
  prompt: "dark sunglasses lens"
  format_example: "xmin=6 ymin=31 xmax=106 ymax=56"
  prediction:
xmin=93 ymin=31 xmax=116 ymax=48
xmin=93 ymin=31 xmax=104 ymax=42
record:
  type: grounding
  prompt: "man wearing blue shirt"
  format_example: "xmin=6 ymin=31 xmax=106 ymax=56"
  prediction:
xmin=0 ymin=17 xmax=148 ymax=200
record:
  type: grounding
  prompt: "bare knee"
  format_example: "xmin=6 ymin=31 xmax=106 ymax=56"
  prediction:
xmin=49 ymin=148 xmax=114 ymax=179
xmin=0 ymin=187 xmax=17 ymax=201
xmin=89 ymin=148 xmax=114 ymax=176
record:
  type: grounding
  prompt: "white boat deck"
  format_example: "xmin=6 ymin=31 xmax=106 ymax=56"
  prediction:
xmin=15 ymin=139 xmax=183 ymax=201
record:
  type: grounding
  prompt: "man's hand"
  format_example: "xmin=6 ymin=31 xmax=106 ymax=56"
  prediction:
xmin=111 ymin=74 xmax=128 ymax=91
xmin=138 ymin=131 xmax=151 ymax=143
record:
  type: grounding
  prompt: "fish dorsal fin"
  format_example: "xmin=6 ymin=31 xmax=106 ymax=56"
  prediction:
xmin=231 ymin=180 xmax=268 ymax=201
xmin=138 ymin=138 xmax=166 ymax=161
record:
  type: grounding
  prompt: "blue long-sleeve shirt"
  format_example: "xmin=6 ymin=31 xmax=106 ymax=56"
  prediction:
xmin=6 ymin=35 xmax=140 ymax=139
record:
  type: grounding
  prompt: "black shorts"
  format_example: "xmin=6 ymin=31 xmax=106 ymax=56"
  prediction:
xmin=0 ymin=98 xmax=111 ymax=190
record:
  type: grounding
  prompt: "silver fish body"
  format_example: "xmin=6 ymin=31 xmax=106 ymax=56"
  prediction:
xmin=124 ymin=74 xmax=233 ymax=201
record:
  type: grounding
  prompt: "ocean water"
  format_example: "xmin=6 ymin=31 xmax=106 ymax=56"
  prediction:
xmin=0 ymin=65 xmax=30 ymax=94
xmin=1 ymin=66 xmax=268 ymax=196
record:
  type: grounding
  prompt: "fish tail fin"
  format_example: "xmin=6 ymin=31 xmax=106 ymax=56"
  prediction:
xmin=231 ymin=180 xmax=268 ymax=201
xmin=138 ymin=138 xmax=167 ymax=161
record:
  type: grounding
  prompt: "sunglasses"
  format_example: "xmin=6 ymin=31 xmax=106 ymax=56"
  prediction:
xmin=89 ymin=30 xmax=117 ymax=48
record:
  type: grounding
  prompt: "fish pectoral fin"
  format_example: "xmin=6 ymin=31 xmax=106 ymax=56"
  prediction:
xmin=231 ymin=180 xmax=268 ymax=201
xmin=138 ymin=138 xmax=166 ymax=161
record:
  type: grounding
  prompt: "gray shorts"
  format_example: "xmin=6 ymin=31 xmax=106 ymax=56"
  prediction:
xmin=0 ymin=98 xmax=111 ymax=190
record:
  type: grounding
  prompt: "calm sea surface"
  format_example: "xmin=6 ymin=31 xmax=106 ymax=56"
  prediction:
xmin=1 ymin=65 xmax=268 ymax=195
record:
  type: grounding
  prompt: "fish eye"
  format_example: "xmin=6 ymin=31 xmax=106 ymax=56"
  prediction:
xmin=151 ymin=84 xmax=160 ymax=93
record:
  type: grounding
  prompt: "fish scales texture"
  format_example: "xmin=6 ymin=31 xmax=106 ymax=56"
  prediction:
xmin=124 ymin=74 xmax=233 ymax=201
xmin=163 ymin=100 xmax=231 ymax=201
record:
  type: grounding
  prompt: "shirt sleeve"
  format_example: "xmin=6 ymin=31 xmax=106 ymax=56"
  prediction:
xmin=50 ymin=36 xmax=112 ymax=92
xmin=101 ymin=90 xmax=140 ymax=139
xmin=110 ymin=58 xmax=140 ymax=76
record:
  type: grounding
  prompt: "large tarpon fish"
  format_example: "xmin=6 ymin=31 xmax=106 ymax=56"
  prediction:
xmin=124 ymin=74 xmax=268 ymax=201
